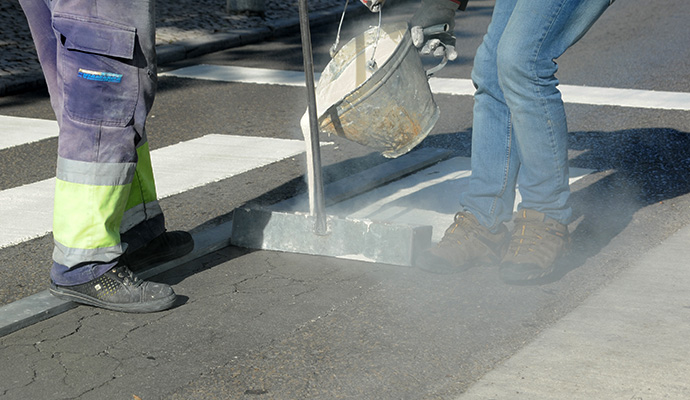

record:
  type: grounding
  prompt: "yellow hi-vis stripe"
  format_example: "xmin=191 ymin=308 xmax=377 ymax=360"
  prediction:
xmin=53 ymin=179 xmax=131 ymax=249
xmin=125 ymin=141 xmax=157 ymax=211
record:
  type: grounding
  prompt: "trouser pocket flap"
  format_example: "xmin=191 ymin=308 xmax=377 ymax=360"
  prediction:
xmin=53 ymin=13 xmax=135 ymax=59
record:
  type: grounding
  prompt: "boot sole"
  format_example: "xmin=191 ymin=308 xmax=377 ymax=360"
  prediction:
xmin=50 ymin=283 xmax=177 ymax=313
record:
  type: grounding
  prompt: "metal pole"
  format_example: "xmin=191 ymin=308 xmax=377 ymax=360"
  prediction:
xmin=298 ymin=0 xmax=328 ymax=235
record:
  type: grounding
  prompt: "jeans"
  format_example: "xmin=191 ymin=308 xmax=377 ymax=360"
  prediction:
xmin=459 ymin=0 xmax=610 ymax=230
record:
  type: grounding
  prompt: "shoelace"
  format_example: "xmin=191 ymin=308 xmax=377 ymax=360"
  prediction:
xmin=438 ymin=213 xmax=483 ymax=247
xmin=509 ymin=220 xmax=566 ymax=256
xmin=112 ymin=265 xmax=142 ymax=287
xmin=509 ymin=221 xmax=539 ymax=255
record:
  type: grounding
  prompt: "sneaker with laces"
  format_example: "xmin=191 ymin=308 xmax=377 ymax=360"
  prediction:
xmin=50 ymin=264 xmax=177 ymax=313
xmin=500 ymin=209 xmax=569 ymax=282
xmin=122 ymin=230 xmax=194 ymax=272
xmin=416 ymin=211 xmax=509 ymax=274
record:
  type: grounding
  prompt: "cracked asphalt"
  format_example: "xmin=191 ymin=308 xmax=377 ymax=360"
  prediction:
xmin=1 ymin=247 xmax=418 ymax=399
xmin=2 ymin=0 xmax=690 ymax=398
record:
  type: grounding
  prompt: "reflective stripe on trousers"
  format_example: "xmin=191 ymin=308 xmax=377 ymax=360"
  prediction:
xmin=52 ymin=141 xmax=163 ymax=267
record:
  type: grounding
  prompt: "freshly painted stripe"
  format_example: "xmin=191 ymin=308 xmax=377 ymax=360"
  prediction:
xmin=151 ymin=134 xmax=308 ymax=197
xmin=0 ymin=115 xmax=58 ymax=150
xmin=164 ymin=65 xmax=690 ymax=111
xmin=329 ymin=157 xmax=592 ymax=243
xmin=427 ymin=77 xmax=476 ymax=97
xmin=0 ymin=134 xmax=309 ymax=249
xmin=430 ymin=78 xmax=690 ymax=111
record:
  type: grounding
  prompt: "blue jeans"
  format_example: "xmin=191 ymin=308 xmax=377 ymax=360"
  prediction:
xmin=459 ymin=0 xmax=610 ymax=230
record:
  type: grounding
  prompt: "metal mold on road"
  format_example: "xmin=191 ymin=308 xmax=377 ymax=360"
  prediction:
xmin=230 ymin=147 xmax=453 ymax=266
xmin=230 ymin=6 xmax=440 ymax=268
xmin=231 ymin=207 xmax=432 ymax=266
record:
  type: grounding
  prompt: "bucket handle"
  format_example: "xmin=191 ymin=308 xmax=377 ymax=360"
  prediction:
xmin=411 ymin=24 xmax=451 ymax=77
xmin=425 ymin=54 xmax=448 ymax=77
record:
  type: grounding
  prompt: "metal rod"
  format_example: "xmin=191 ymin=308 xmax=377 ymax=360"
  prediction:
xmin=298 ymin=0 xmax=328 ymax=235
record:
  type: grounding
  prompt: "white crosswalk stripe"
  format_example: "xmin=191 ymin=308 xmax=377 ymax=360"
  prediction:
xmin=4 ymin=64 xmax=686 ymax=249
xmin=0 ymin=134 xmax=308 ymax=249
xmin=0 ymin=115 xmax=58 ymax=150
xmin=163 ymin=65 xmax=690 ymax=111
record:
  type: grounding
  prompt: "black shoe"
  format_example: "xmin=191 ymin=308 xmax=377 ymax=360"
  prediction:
xmin=50 ymin=264 xmax=177 ymax=313
xmin=122 ymin=231 xmax=194 ymax=272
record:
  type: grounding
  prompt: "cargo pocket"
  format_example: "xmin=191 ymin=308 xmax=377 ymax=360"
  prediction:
xmin=53 ymin=13 xmax=138 ymax=127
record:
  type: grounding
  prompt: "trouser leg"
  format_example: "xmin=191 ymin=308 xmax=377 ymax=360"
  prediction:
xmin=461 ymin=0 xmax=610 ymax=227
xmin=496 ymin=0 xmax=610 ymax=224
xmin=20 ymin=0 xmax=165 ymax=285
xmin=460 ymin=0 xmax=519 ymax=231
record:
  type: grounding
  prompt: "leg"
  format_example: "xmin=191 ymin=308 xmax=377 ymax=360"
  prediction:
xmin=416 ymin=0 xmax=519 ymax=273
xmin=496 ymin=0 xmax=611 ymax=224
xmin=496 ymin=0 xmax=611 ymax=281
xmin=459 ymin=0 xmax=520 ymax=231
xmin=46 ymin=0 xmax=164 ymax=284
xmin=20 ymin=0 xmax=192 ymax=311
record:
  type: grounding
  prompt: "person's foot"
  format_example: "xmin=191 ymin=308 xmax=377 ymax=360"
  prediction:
xmin=50 ymin=264 xmax=177 ymax=313
xmin=500 ymin=209 xmax=569 ymax=282
xmin=416 ymin=212 xmax=509 ymax=274
xmin=122 ymin=231 xmax=194 ymax=272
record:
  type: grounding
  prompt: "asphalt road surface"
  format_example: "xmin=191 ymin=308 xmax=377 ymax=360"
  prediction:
xmin=1 ymin=0 xmax=690 ymax=398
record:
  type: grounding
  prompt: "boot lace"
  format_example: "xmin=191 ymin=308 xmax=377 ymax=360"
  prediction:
xmin=508 ymin=219 xmax=566 ymax=258
xmin=437 ymin=212 xmax=484 ymax=248
xmin=112 ymin=265 xmax=142 ymax=287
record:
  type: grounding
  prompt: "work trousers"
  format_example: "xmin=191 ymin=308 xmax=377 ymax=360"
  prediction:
xmin=459 ymin=0 xmax=610 ymax=230
xmin=20 ymin=0 xmax=165 ymax=285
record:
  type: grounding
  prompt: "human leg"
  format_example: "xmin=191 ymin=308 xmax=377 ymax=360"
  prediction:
xmin=458 ymin=0 xmax=521 ymax=231
xmin=20 ymin=0 xmax=191 ymax=311
xmin=47 ymin=0 xmax=164 ymax=282
xmin=416 ymin=0 xmax=519 ymax=272
xmin=496 ymin=0 xmax=611 ymax=224
xmin=495 ymin=0 xmax=611 ymax=280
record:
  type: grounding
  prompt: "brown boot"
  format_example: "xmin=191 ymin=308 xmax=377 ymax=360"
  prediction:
xmin=417 ymin=212 xmax=509 ymax=274
xmin=500 ymin=209 xmax=569 ymax=282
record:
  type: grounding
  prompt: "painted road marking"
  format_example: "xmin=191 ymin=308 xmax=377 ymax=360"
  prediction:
xmin=0 ymin=134 xmax=308 ymax=249
xmin=162 ymin=64 xmax=309 ymax=87
xmin=0 ymin=116 xmax=58 ymax=150
xmin=329 ymin=157 xmax=592 ymax=242
xmin=163 ymin=64 xmax=690 ymax=111
xmin=6 ymin=66 xmax=687 ymax=151
xmin=3 ymin=64 xmax=679 ymax=246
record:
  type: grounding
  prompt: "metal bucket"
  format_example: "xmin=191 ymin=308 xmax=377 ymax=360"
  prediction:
xmin=314 ymin=22 xmax=440 ymax=158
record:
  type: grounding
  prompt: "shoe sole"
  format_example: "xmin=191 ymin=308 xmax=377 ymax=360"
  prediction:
xmin=49 ymin=283 xmax=177 ymax=313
